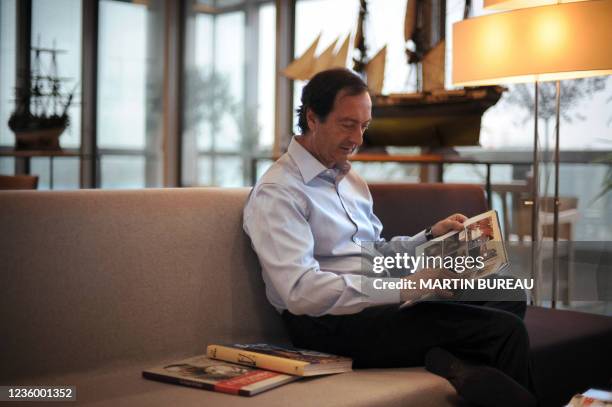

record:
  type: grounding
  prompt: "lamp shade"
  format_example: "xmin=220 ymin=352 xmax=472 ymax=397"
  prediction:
xmin=452 ymin=0 xmax=612 ymax=86
xmin=484 ymin=0 xmax=587 ymax=10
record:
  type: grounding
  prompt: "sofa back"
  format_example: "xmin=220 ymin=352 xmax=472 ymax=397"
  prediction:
xmin=0 ymin=188 xmax=285 ymax=381
xmin=371 ymin=183 xmax=488 ymax=239
xmin=1 ymin=183 xmax=486 ymax=382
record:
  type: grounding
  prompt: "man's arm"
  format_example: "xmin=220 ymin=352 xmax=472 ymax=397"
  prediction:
xmin=244 ymin=183 xmax=400 ymax=316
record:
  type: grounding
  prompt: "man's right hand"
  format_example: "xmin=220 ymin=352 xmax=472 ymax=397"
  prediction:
xmin=399 ymin=268 xmax=460 ymax=303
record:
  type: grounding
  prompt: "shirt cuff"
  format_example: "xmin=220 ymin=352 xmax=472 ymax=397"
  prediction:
xmin=362 ymin=277 xmax=402 ymax=305
xmin=412 ymin=230 xmax=428 ymax=246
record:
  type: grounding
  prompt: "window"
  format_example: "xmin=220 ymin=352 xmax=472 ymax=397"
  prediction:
xmin=0 ymin=0 xmax=16 ymax=148
xmin=182 ymin=0 xmax=275 ymax=187
xmin=31 ymin=0 xmax=82 ymax=149
xmin=445 ymin=0 xmax=612 ymax=240
xmin=97 ymin=0 xmax=164 ymax=188
xmin=257 ymin=3 xmax=276 ymax=152
xmin=290 ymin=0 xmax=611 ymax=240
xmin=12 ymin=0 xmax=83 ymax=189
xmin=293 ymin=0 xmax=359 ymax=134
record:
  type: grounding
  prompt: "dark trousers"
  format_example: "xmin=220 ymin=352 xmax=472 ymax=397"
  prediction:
xmin=282 ymin=298 xmax=535 ymax=394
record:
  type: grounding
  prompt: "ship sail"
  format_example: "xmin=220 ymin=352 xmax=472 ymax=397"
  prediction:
xmin=365 ymin=45 xmax=387 ymax=95
xmin=312 ymin=38 xmax=338 ymax=77
xmin=422 ymin=40 xmax=445 ymax=91
xmin=282 ymin=34 xmax=321 ymax=81
xmin=282 ymin=34 xmax=372 ymax=82
xmin=331 ymin=35 xmax=350 ymax=69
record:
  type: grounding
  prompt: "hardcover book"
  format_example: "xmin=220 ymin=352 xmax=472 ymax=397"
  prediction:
xmin=206 ymin=343 xmax=353 ymax=376
xmin=142 ymin=355 xmax=299 ymax=397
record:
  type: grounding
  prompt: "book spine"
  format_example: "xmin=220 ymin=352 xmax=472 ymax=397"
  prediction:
xmin=206 ymin=345 xmax=306 ymax=376
xmin=142 ymin=371 xmax=215 ymax=392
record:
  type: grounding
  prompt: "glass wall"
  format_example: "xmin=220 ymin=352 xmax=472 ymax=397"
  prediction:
xmin=182 ymin=0 xmax=275 ymax=187
xmin=289 ymin=0 xmax=612 ymax=241
xmin=0 ymin=0 xmax=82 ymax=187
xmin=257 ymin=2 xmax=276 ymax=153
xmin=11 ymin=0 xmax=83 ymax=189
xmin=292 ymin=0 xmax=359 ymax=135
xmin=444 ymin=0 xmax=612 ymax=240
xmin=31 ymin=0 xmax=82 ymax=149
xmin=0 ymin=0 xmax=16 ymax=149
xmin=97 ymin=0 xmax=164 ymax=188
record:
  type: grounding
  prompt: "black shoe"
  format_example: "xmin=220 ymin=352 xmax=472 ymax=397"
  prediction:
xmin=425 ymin=347 xmax=536 ymax=407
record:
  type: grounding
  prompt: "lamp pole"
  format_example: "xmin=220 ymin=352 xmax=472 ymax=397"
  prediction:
xmin=552 ymin=80 xmax=561 ymax=308
xmin=531 ymin=81 xmax=540 ymax=305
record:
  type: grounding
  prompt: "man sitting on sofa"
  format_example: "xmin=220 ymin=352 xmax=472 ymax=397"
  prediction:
xmin=243 ymin=68 xmax=536 ymax=407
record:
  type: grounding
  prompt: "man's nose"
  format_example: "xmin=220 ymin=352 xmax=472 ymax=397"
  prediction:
xmin=349 ymin=128 xmax=364 ymax=147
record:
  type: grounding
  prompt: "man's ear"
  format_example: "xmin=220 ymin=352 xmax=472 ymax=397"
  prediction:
xmin=306 ymin=108 xmax=318 ymax=133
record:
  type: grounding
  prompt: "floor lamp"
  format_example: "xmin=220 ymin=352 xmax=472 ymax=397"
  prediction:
xmin=452 ymin=0 xmax=612 ymax=306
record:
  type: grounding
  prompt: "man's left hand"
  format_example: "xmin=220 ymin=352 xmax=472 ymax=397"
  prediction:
xmin=431 ymin=213 xmax=468 ymax=238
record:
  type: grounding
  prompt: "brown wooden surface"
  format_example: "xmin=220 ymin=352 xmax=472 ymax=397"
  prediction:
xmin=0 ymin=149 xmax=82 ymax=157
xmin=0 ymin=174 xmax=38 ymax=190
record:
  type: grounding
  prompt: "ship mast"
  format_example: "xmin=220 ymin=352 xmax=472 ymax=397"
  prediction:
xmin=352 ymin=0 xmax=368 ymax=75
xmin=404 ymin=0 xmax=447 ymax=92
xmin=28 ymin=39 xmax=70 ymax=118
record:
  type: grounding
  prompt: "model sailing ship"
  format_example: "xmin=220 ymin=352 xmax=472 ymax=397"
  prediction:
xmin=283 ymin=0 xmax=504 ymax=150
xmin=9 ymin=45 xmax=75 ymax=150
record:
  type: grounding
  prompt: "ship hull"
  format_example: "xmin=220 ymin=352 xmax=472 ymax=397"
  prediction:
xmin=366 ymin=86 xmax=505 ymax=148
xmin=14 ymin=126 xmax=65 ymax=150
xmin=8 ymin=113 xmax=68 ymax=150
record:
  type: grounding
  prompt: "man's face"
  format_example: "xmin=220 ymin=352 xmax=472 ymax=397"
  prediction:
xmin=306 ymin=90 xmax=372 ymax=167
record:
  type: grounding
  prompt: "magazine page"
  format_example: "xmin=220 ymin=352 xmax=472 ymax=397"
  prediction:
xmin=415 ymin=210 xmax=508 ymax=279
xmin=398 ymin=210 xmax=509 ymax=309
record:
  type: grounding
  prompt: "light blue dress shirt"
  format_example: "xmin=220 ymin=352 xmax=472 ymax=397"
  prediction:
xmin=243 ymin=137 xmax=427 ymax=316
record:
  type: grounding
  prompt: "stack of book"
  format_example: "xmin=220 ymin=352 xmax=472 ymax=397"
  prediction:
xmin=142 ymin=343 xmax=353 ymax=397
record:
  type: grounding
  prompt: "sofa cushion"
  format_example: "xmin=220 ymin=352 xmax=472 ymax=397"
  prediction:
xmin=15 ymin=363 xmax=457 ymax=407
xmin=525 ymin=306 xmax=612 ymax=407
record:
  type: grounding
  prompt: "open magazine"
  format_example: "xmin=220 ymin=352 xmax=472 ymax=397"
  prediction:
xmin=400 ymin=210 xmax=508 ymax=308
xmin=143 ymin=355 xmax=299 ymax=396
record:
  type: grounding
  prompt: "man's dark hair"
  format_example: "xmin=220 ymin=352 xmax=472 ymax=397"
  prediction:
xmin=296 ymin=68 xmax=368 ymax=135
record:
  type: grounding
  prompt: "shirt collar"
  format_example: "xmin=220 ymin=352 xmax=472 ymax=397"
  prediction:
xmin=287 ymin=137 xmax=351 ymax=184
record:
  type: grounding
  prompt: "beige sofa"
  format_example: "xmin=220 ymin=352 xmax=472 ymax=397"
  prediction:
xmin=1 ymin=186 xmax=460 ymax=407
xmin=2 ymin=185 xmax=610 ymax=406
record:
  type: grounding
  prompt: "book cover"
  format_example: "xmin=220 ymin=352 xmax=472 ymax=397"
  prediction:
xmin=142 ymin=355 xmax=299 ymax=396
xmin=206 ymin=343 xmax=352 ymax=376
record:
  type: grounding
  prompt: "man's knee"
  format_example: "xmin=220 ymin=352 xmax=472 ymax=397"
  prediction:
xmin=497 ymin=310 xmax=530 ymax=348
xmin=486 ymin=298 xmax=527 ymax=320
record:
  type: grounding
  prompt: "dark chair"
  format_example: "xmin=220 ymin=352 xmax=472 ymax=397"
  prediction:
xmin=0 ymin=174 xmax=39 ymax=190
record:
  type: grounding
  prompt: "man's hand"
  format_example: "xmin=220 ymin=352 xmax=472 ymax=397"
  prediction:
xmin=399 ymin=268 xmax=459 ymax=303
xmin=431 ymin=213 xmax=468 ymax=238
